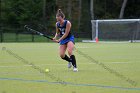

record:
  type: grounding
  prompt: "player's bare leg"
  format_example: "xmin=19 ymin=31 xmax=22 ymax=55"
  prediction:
xmin=59 ymin=44 xmax=72 ymax=68
xmin=67 ymin=41 xmax=78 ymax=72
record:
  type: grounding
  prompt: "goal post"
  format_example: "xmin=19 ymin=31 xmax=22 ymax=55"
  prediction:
xmin=91 ymin=19 xmax=140 ymax=43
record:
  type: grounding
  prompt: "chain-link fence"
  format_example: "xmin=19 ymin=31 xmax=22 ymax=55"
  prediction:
xmin=0 ymin=24 xmax=91 ymax=42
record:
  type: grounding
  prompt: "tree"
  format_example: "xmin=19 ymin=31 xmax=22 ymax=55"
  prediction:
xmin=43 ymin=0 xmax=46 ymax=22
xmin=67 ymin=0 xmax=72 ymax=20
xmin=119 ymin=0 xmax=128 ymax=19
xmin=0 ymin=0 xmax=1 ymax=22
xmin=90 ymin=0 xmax=94 ymax=20
xmin=78 ymin=0 xmax=82 ymax=31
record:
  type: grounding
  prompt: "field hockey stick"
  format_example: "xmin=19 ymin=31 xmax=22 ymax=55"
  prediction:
xmin=24 ymin=25 xmax=53 ymax=40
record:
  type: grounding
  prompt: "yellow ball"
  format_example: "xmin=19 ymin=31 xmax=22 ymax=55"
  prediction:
xmin=45 ymin=69 xmax=49 ymax=72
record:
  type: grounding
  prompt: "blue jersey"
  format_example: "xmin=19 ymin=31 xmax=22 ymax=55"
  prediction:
xmin=56 ymin=20 xmax=71 ymax=38
xmin=56 ymin=20 xmax=74 ymax=45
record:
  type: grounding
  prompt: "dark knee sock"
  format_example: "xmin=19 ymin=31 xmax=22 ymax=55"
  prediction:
xmin=70 ymin=55 xmax=77 ymax=68
xmin=62 ymin=55 xmax=71 ymax=62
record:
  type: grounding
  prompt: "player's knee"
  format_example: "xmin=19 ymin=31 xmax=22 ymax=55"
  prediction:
xmin=68 ymin=50 xmax=73 ymax=56
xmin=60 ymin=54 xmax=65 ymax=59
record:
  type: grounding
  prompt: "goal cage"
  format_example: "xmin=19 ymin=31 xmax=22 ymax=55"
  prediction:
xmin=84 ymin=19 xmax=140 ymax=43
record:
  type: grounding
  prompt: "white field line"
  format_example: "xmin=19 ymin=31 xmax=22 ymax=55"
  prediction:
xmin=98 ymin=41 xmax=130 ymax=43
xmin=0 ymin=62 xmax=134 ymax=68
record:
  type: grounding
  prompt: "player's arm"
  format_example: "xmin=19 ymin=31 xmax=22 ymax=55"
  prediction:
xmin=58 ymin=21 xmax=71 ymax=42
xmin=53 ymin=23 xmax=60 ymax=40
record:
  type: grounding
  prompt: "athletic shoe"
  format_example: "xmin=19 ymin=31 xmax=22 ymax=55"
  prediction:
xmin=68 ymin=62 xmax=72 ymax=68
xmin=73 ymin=67 xmax=78 ymax=72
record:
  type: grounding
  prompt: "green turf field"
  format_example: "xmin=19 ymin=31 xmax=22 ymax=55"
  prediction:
xmin=0 ymin=43 xmax=140 ymax=93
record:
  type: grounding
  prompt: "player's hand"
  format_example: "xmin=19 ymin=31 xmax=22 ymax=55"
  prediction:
xmin=55 ymin=40 xmax=59 ymax=43
xmin=52 ymin=39 xmax=60 ymax=43
xmin=52 ymin=37 xmax=56 ymax=40
xmin=52 ymin=37 xmax=57 ymax=42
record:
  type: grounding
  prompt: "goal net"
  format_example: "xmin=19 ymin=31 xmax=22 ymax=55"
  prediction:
xmin=91 ymin=19 xmax=140 ymax=43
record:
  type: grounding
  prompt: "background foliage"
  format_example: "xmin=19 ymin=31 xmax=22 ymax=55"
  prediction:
xmin=0 ymin=0 xmax=140 ymax=39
